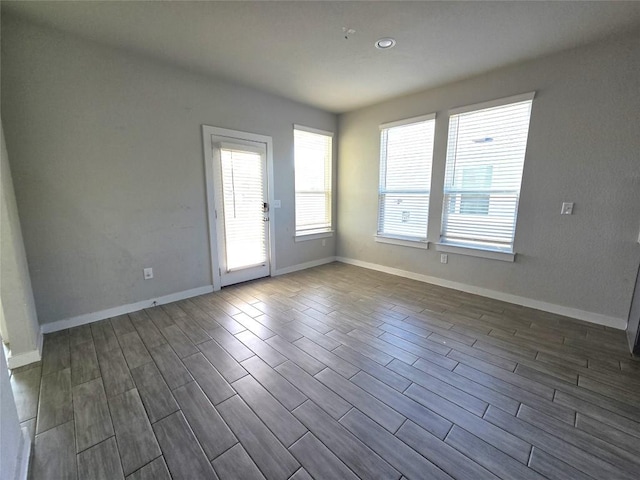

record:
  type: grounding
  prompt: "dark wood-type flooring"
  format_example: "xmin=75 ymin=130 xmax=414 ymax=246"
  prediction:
xmin=9 ymin=263 xmax=640 ymax=479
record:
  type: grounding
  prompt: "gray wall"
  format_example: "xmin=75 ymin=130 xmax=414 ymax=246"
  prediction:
xmin=338 ymin=30 xmax=640 ymax=322
xmin=1 ymin=15 xmax=337 ymax=325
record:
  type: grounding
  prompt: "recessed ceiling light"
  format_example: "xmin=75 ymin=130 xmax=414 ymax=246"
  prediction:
xmin=375 ymin=37 xmax=396 ymax=50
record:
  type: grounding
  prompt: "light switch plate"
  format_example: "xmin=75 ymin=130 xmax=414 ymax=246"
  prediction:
xmin=561 ymin=202 xmax=574 ymax=215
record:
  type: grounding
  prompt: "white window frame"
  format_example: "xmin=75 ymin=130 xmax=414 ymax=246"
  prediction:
xmin=438 ymin=92 xmax=535 ymax=262
xmin=376 ymin=113 xmax=436 ymax=247
xmin=293 ymin=125 xmax=333 ymax=240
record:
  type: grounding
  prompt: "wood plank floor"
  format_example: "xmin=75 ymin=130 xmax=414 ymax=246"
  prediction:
xmin=9 ymin=262 xmax=640 ymax=480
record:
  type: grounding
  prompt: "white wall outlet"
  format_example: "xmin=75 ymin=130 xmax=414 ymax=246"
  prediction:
xmin=143 ymin=267 xmax=153 ymax=280
xmin=273 ymin=199 xmax=281 ymax=208
xmin=322 ymin=239 xmax=326 ymax=247
xmin=561 ymin=202 xmax=574 ymax=215
xmin=440 ymin=254 xmax=448 ymax=264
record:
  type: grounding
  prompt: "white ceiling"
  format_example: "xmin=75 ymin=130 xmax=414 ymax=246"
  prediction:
xmin=4 ymin=1 xmax=640 ymax=113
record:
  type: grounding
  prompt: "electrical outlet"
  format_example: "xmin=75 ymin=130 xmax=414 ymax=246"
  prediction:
xmin=440 ymin=254 xmax=448 ymax=264
xmin=143 ymin=268 xmax=154 ymax=280
xmin=273 ymin=199 xmax=281 ymax=208
xmin=322 ymin=239 xmax=326 ymax=247
xmin=561 ymin=202 xmax=574 ymax=215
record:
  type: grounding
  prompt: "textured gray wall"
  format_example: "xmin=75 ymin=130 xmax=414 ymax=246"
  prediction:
xmin=338 ymin=30 xmax=640 ymax=322
xmin=1 ymin=16 xmax=337 ymax=325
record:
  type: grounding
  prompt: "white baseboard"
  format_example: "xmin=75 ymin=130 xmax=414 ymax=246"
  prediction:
xmin=6 ymin=328 xmax=43 ymax=369
xmin=40 ymin=285 xmax=214 ymax=334
xmin=274 ymin=256 xmax=337 ymax=276
xmin=39 ymin=258 xmax=339 ymax=334
xmin=336 ymin=256 xmax=627 ymax=330
xmin=7 ymin=344 xmax=42 ymax=370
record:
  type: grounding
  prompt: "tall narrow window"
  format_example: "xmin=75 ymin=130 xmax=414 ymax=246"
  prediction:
xmin=441 ymin=93 xmax=534 ymax=253
xmin=377 ymin=114 xmax=436 ymax=242
xmin=294 ymin=126 xmax=333 ymax=237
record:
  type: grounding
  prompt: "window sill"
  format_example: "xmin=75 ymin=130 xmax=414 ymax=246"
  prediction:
xmin=295 ymin=230 xmax=334 ymax=242
xmin=436 ymin=242 xmax=515 ymax=262
xmin=374 ymin=235 xmax=429 ymax=249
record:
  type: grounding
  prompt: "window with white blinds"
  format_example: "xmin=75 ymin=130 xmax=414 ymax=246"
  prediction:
xmin=378 ymin=114 xmax=436 ymax=241
xmin=294 ymin=126 xmax=333 ymax=236
xmin=220 ymin=147 xmax=267 ymax=271
xmin=441 ymin=93 xmax=534 ymax=252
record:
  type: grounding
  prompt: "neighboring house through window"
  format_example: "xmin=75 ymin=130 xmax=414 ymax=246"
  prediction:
xmin=447 ymin=165 xmax=494 ymax=216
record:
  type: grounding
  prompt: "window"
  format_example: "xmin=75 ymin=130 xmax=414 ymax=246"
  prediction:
xmin=377 ymin=114 xmax=436 ymax=243
xmin=440 ymin=93 xmax=534 ymax=254
xmin=451 ymin=165 xmax=493 ymax=215
xmin=294 ymin=126 xmax=333 ymax=237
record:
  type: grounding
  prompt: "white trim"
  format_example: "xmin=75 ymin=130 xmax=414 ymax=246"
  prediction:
xmin=40 ymin=285 xmax=214 ymax=334
xmin=436 ymin=243 xmax=515 ymax=262
xmin=37 ymin=326 xmax=43 ymax=354
xmin=202 ymin=126 xmax=222 ymax=291
xmin=266 ymin=139 xmax=277 ymax=273
xmin=7 ymin=347 xmax=41 ymax=369
xmin=293 ymin=124 xmax=334 ymax=138
xmin=16 ymin=428 xmax=31 ymax=480
xmin=295 ymin=231 xmax=334 ymax=242
xmin=375 ymin=235 xmax=429 ymax=250
xmin=380 ymin=113 xmax=436 ymax=130
xmin=449 ymin=91 xmax=535 ymax=116
xmin=335 ymin=256 xmax=626 ymax=330
xmin=274 ymin=256 xmax=336 ymax=276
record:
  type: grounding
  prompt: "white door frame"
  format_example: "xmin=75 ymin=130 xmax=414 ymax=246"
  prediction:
xmin=202 ymin=125 xmax=276 ymax=291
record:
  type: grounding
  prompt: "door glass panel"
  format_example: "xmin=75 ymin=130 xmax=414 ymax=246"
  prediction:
xmin=220 ymin=148 xmax=266 ymax=271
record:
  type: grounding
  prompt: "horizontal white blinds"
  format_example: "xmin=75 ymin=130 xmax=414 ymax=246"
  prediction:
xmin=441 ymin=97 xmax=533 ymax=251
xmin=220 ymin=148 xmax=267 ymax=271
xmin=294 ymin=128 xmax=332 ymax=235
xmin=378 ymin=117 xmax=435 ymax=240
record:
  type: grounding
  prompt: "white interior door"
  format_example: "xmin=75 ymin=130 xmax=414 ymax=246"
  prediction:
xmin=212 ymin=139 xmax=270 ymax=286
